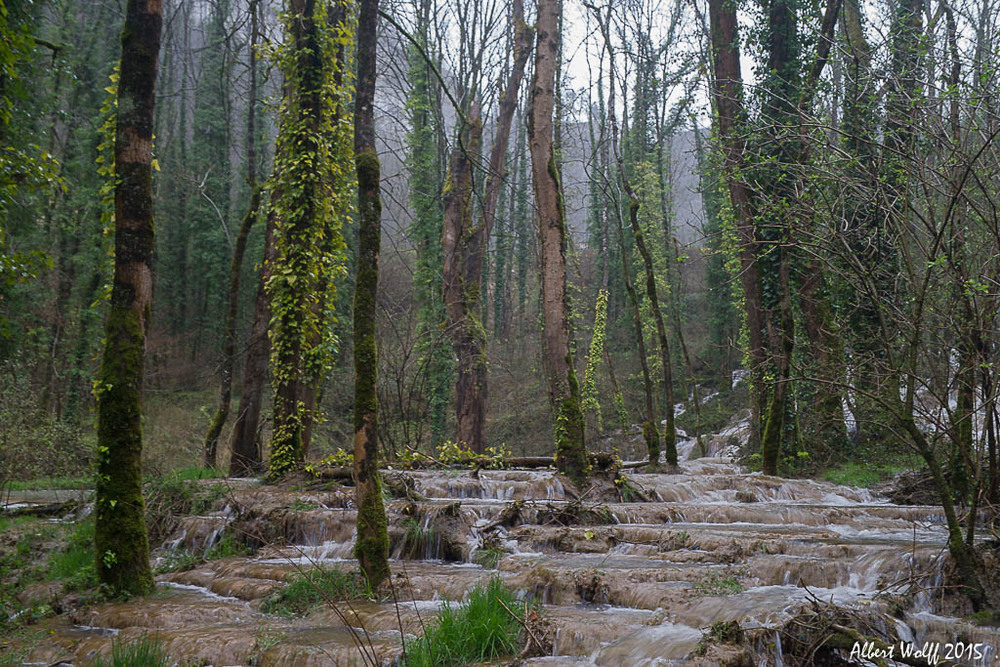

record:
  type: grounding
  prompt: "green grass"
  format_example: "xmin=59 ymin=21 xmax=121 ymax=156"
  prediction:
xmin=47 ymin=517 xmax=98 ymax=592
xmin=260 ymin=566 xmax=367 ymax=616
xmin=404 ymin=577 xmax=525 ymax=666
xmin=91 ymin=635 xmax=171 ymax=667
xmin=822 ymin=456 xmax=921 ymax=488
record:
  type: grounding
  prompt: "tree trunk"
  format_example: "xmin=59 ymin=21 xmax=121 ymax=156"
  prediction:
xmin=615 ymin=202 xmax=659 ymax=464
xmin=353 ymin=0 xmax=390 ymax=591
xmin=228 ymin=212 xmax=271 ymax=477
xmin=94 ymin=0 xmax=161 ymax=597
xmin=204 ymin=187 xmax=260 ymax=468
xmin=611 ymin=118 xmax=676 ymax=468
xmin=529 ymin=0 xmax=587 ymax=484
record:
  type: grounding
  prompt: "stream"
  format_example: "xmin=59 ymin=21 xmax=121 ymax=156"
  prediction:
xmin=13 ymin=430 xmax=1000 ymax=666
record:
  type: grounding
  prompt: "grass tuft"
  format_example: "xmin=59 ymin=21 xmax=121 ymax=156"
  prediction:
xmin=91 ymin=634 xmax=171 ymax=667
xmin=260 ymin=566 xmax=366 ymax=616
xmin=404 ymin=577 xmax=525 ymax=666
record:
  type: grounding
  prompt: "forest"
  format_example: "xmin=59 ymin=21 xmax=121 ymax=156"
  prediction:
xmin=1 ymin=0 xmax=1000 ymax=662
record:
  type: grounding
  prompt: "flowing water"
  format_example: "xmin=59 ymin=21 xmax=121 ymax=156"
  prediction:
xmin=12 ymin=432 xmax=1000 ymax=666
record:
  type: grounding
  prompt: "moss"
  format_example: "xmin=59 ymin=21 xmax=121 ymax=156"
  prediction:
xmin=555 ymin=366 xmax=588 ymax=486
xmin=642 ymin=420 xmax=661 ymax=466
xmin=95 ymin=305 xmax=154 ymax=597
xmin=760 ymin=389 xmax=783 ymax=476
xmin=354 ymin=472 xmax=390 ymax=589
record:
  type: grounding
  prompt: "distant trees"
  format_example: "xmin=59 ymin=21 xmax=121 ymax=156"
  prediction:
xmin=705 ymin=0 xmax=1000 ymax=608
xmin=94 ymin=0 xmax=161 ymax=596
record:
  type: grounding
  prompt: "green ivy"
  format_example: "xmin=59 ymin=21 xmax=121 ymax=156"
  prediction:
xmin=267 ymin=0 xmax=355 ymax=477
xmin=581 ymin=289 xmax=608 ymax=431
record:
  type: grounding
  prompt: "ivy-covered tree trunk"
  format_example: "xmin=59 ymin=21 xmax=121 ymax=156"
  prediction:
xmin=353 ymin=0 xmax=390 ymax=590
xmin=706 ymin=0 xmax=768 ymax=455
xmin=529 ymin=0 xmax=587 ymax=484
xmin=94 ymin=0 xmax=161 ymax=597
xmin=266 ymin=0 xmax=349 ymax=478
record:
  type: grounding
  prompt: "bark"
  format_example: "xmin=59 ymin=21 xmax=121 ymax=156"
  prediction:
xmin=95 ymin=0 xmax=161 ymax=597
xmin=441 ymin=0 xmax=532 ymax=453
xmin=353 ymin=0 xmax=390 ymax=590
xmin=529 ymin=0 xmax=587 ymax=484
xmin=228 ymin=210 xmax=273 ymax=477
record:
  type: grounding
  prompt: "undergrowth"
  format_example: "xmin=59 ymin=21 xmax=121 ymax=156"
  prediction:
xmin=403 ymin=577 xmax=525 ymax=666
xmin=822 ymin=456 xmax=921 ymax=488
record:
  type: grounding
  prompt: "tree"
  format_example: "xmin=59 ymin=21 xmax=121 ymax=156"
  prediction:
xmin=266 ymin=0 xmax=352 ymax=477
xmin=441 ymin=0 xmax=532 ymax=452
xmin=94 ymin=0 xmax=161 ymax=596
xmin=529 ymin=0 xmax=587 ymax=484
xmin=353 ymin=0 xmax=390 ymax=589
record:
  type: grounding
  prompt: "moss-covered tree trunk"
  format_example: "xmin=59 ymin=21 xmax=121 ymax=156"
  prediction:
xmin=353 ymin=0 xmax=390 ymax=591
xmin=529 ymin=0 xmax=587 ymax=485
xmin=94 ymin=0 xmax=161 ymax=597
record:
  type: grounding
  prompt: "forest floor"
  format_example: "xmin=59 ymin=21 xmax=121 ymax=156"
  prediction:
xmin=2 ymin=410 xmax=1000 ymax=665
